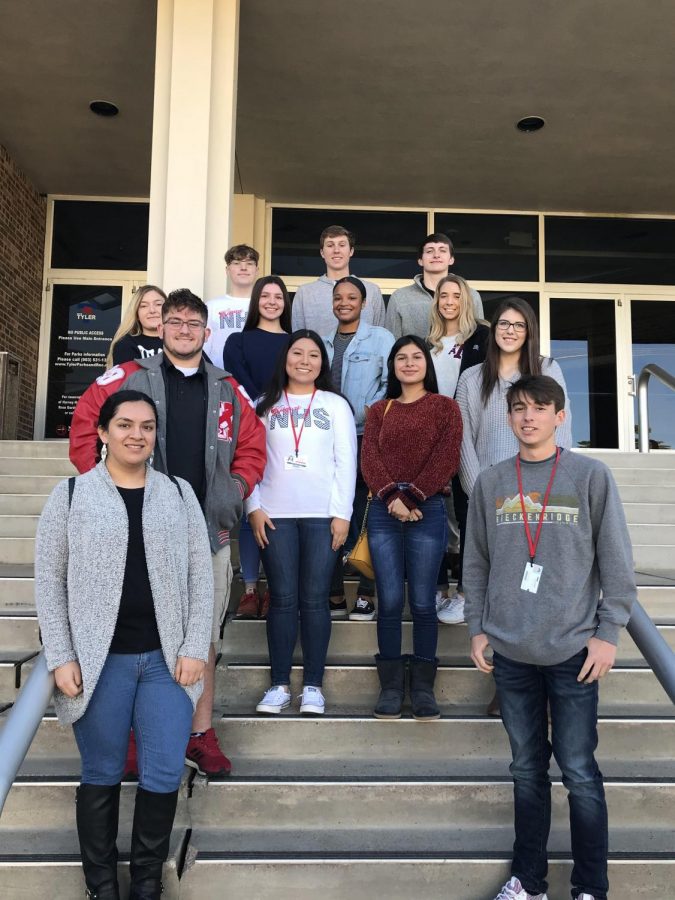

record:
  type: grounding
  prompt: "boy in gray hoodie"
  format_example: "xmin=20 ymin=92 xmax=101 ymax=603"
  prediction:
xmin=464 ymin=375 xmax=636 ymax=900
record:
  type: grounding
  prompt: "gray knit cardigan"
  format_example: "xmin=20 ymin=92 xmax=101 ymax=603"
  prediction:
xmin=35 ymin=462 xmax=214 ymax=725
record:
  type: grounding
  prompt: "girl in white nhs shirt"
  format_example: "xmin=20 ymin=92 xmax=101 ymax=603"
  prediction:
xmin=246 ymin=330 xmax=357 ymax=716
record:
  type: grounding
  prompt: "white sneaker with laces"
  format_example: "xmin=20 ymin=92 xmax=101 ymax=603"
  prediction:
xmin=435 ymin=591 xmax=449 ymax=614
xmin=437 ymin=593 xmax=465 ymax=624
xmin=493 ymin=876 xmax=548 ymax=900
xmin=299 ymin=686 xmax=325 ymax=715
xmin=256 ymin=686 xmax=291 ymax=715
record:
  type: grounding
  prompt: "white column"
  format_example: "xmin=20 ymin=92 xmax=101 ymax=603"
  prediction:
xmin=147 ymin=0 xmax=240 ymax=300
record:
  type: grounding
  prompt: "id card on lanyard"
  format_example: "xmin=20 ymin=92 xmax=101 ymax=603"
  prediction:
xmin=283 ymin=388 xmax=316 ymax=471
xmin=516 ymin=447 xmax=561 ymax=594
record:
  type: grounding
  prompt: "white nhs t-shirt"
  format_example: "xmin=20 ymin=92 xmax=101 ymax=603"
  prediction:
xmin=203 ymin=295 xmax=250 ymax=368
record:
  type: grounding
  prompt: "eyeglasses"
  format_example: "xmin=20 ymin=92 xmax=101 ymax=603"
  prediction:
xmin=496 ymin=319 xmax=527 ymax=334
xmin=163 ymin=318 xmax=206 ymax=331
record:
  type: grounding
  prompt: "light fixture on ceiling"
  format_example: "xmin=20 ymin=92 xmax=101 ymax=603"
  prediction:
xmin=89 ymin=100 xmax=119 ymax=117
xmin=516 ymin=116 xmax=545 ymax=133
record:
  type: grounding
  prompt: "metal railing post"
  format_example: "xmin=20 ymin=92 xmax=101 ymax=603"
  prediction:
xmin=636 ymin=364 xmax=675 ymax=453
xmin=0 ymin=651 xmax=54 ymax=815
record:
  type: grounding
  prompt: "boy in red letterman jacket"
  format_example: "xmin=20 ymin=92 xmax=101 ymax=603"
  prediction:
xmin=70 ymin=289 xmax=266 ymax=778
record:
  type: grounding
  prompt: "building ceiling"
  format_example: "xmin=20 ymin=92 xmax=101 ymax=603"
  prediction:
xmin=2 ymin=0 xmax=675 ymax=213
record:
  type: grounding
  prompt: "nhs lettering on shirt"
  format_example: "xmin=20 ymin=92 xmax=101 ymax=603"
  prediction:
xmin=218 ymin=309 xmax=248 ymax=330
xmin=269 ymin=405 xmax=330 ymax=430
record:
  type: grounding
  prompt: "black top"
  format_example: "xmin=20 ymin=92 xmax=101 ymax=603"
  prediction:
xmin=162 ymin=356 xmax=207 ymax=505
xmin=109 ymin=487 xmax=161 ymax=654
xmin=112 ymin=333 xmax=164 ymax=365
xmin=457 ymin=323 xmax=490 ymax=381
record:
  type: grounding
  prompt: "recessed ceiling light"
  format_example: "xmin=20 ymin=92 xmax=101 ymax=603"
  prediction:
xmin=516 ymin=116 xmax=545 ymax=133
xmin=89 ymin=100 xmax=119 ymax=117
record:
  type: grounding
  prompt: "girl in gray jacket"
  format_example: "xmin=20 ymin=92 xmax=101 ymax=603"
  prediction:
xmin=35 ymin=389 xmax=214 ymax=900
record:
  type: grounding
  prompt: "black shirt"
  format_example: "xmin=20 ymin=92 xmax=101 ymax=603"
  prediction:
xmin=112 ymin=334 xmax=164 ymax=365
xmin=109 ymin=487 xmax=161 ymax=654
xmin=162 ymin=356 xmax=208 ymax=506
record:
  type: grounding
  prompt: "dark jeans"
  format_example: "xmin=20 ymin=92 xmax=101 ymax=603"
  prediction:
xmin=494 ymin=649 xmax=608 ymax=900
xmin=329 ymin=472 xmax=375 ymax=598
xmin=72 ymin=650 xmax=193 ymax=793
xmin=368 ymin=494 xmax=447 ymax=660
xmin=261 ymin=517 xmax=337 ymax=687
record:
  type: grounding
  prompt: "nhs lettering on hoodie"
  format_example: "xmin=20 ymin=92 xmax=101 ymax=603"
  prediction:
xmin=204 ymin=295 xmax=251 ymax=368
xmin=245 ymin=390 xmax=357 ymax=521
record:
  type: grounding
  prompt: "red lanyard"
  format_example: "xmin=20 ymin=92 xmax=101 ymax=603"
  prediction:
xmin=515 ymin=447 xmax=561 ymax=564
xmin=284 ymin=388 xmax=316 ymax=457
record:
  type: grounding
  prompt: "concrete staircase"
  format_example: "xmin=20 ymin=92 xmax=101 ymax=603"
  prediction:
xmin=0 ymin=442 xmax=674 ymax=899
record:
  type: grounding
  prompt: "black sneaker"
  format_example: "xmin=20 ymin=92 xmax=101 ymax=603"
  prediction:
xmin=329 ymin=598 xmax=348 ymax=619
xmin=349 ymin=596 xmax=376 ymax=621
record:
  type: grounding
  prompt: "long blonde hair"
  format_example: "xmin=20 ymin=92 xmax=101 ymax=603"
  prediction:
xmin=428 ymin=274 xmax=477 ymax=355
xmin=107 ymin=284 xmax=167 ymax=367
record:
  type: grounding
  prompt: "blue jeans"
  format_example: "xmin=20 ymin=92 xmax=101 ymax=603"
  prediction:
xmin=73 ymin=650 xmax=193 ymax=793
xmin=261 ymin=518 xmax=337 ymax=686
xmin=494 ymin=649 xmax=608 ymax=900
xmin=368 ymin=494 xmax=447 ymax=660
xmin=239 ymin=516 xmax=262 ymax=584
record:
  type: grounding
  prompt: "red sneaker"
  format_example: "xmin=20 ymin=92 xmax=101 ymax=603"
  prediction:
xmin=123 ymin=729 xmax=138 ymax=779
xmin=258 ymin=590 xmax=270 ymax=619
xmin=235 ymin=589 xmax=260 ymax=619
xmin=185 ymin=728 xmax=232 ymax=777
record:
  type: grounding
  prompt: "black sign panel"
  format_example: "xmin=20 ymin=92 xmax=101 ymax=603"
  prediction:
xmin=45 ymin=284 xmax=122 ymax=438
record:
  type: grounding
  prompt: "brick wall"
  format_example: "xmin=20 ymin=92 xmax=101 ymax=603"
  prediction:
xmin=0 ymin=145 xmax=46 ymax=438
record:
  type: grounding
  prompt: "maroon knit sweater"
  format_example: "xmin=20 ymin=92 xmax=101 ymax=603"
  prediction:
xmin=361 ymin=392 xmax=463 ymax=510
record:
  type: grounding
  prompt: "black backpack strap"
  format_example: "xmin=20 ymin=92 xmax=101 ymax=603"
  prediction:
xmin=68 ymin=476 xmax=76 ymax=508
xmin=168 ymin=474 xmax=183 ymax=499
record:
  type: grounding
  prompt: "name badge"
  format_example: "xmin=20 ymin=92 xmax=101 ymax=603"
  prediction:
xmin=521 ymin=562 xmax=543 ymax=594
xmin=284 ymin=454 xmax=309 ymax=470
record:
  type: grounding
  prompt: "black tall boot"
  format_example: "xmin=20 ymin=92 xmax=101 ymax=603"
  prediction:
xmin=75 ymin=783 xmax=121 ymax=899
xmin=373 ymin=655 xmax=405 ymax=719
xmin=409 ymin=656 xmax=441 ymax=721
xmin=128 ymin=787 xmax=179 ymax=900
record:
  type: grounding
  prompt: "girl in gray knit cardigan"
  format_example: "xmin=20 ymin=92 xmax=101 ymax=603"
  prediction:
xmin=35 ymin=389 xmax=214 ymax=900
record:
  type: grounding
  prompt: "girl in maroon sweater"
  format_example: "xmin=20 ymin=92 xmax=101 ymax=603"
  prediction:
xmin=361 ymin=335 xmax=462 ymax=720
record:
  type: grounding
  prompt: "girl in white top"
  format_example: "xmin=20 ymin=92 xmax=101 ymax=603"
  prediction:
xmin=247 ymin=330 xmax=357 ymax=716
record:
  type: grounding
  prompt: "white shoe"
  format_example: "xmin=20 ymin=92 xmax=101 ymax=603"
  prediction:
xmin=299 ymin=685 xmax=325 ymax=715
xmin=256 ymin=685 xmax=291 ymax=715
xmin=577 ymin=895 xmax=597 ymax=900
xmin=493 ymin=877 xmax=548 ymax=900
xmin=435 ymin=590 xmax=448 ymax=614
xmin=437 ymin=593 xmax=465 ymax=624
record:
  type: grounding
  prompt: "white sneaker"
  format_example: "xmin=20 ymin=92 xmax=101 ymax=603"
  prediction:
xmin=299 ymin=686 xmax=325 ymax=715
xmin=435 ymin=591 xmax=448 ymax=613
xmin=577 ymin=895 xmax=596 ymax=900
xmin=493 ymin=877 xmax=548 ymax=900
xmin=256 ymin=685 xmax=291 ymax=715
xmin=437 ymin=592 xmax=465 ymax=624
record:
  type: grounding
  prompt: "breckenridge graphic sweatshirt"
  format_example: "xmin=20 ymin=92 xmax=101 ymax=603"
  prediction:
xmin=463 ymin=449 xmax=636 ymax=666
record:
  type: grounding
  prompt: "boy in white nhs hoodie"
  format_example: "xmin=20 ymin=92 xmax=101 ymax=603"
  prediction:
xmin=463 ymin=375 xmax=636 ymax=900
xmin=204 ymin=244 xmax=259 ymax=368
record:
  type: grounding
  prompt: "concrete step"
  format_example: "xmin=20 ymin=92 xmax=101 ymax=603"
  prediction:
xmin=0 ymin=538 xmax=34 ymax=566
xmin=219 ymin=619 xmax=675 ymax=666
xmin=611 ymin=467 xmax=675 ymax=485
xmin=0 ymin=475 xmax=63 ymax=494
xmin=629 ymin=523 xmax=675 ymax=545
xmin=177 ymin=856 xmax=675 ymax=900
xmin=0 ymin=651 xmax=38 ymax=698
xmin=618 ymin=483 xmax=675 ymax=503
xmin=0 ymin=457 xmax=75 ymax=477
xmin=0 ymin=440 xmax=69 ymax=458
xmin=0 ymin=575 xmax=35 ymax=611
xmin=623 ymin=502 xmax=675 ymax=524
xmin=187 ymin=778 xmax=675 ymax=837
xmin=632 ymin=544 xmax=675 ymax=576
xmin=0 ymin=495 xmax=49 ymax=516
xmin=586 ymin=450 xmax=675 ymax=468
xmin=216 ymin=664 xmax=673 ymax=716
xmin=0 ymin=516 xmax=40 ymax=538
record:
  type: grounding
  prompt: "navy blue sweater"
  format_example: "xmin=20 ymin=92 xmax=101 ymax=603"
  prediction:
xmin=222 ymin=329 xmax=290 ymax=400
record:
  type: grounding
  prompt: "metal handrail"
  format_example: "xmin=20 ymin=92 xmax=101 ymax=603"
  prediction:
xmin=0 ymin=651 xmax=54 ymax=815
xmin=637 ymin=364 xmax=675 ymax=452
xmin=627 ymin=600 xmax=675 ymax=705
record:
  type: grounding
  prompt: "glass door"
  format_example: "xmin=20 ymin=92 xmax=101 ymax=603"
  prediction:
xmin=546 ymin=294 xmax=622 ymax=449
xmin=626 ymin=297 xmax=675 ymax=451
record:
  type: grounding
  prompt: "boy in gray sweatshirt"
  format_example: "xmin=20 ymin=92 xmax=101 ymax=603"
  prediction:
xmin=464 ymin=375 xmax=636 ymax=900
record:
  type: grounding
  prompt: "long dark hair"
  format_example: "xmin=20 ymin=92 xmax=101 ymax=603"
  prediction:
xmin=243 ymin=276 xmax=292 ymax=333
xmin=480 ymin=297 xmax=541 ymax=406
xmin=385 ymin=335 xmax=439 ymax=399
xmin=256 ymin=330 xmax=346 ymax=418
xmin=96 ymin=390 xmax=158 ymax=460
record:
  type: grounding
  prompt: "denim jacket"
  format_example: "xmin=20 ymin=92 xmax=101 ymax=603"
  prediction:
xmin=323 ymin=321 xmax=395 ymax=434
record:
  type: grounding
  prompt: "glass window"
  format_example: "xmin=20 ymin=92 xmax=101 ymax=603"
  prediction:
xmin=550 ymin=298 xmax=618 ymax=449
xmin=631 ymin=300 xmax=675 ymax=450
xmin=433 ymin=213 xmax=539 ymax=281
xmin=51 ymin=200 xmax=149 ymax=270
xmin=271 ymin=208 xmax=427 ymax=279
xmin=478 ymin=291 xmax=539 ymax=325
xmin=545 ymin=216 xmax=675 ymax=284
